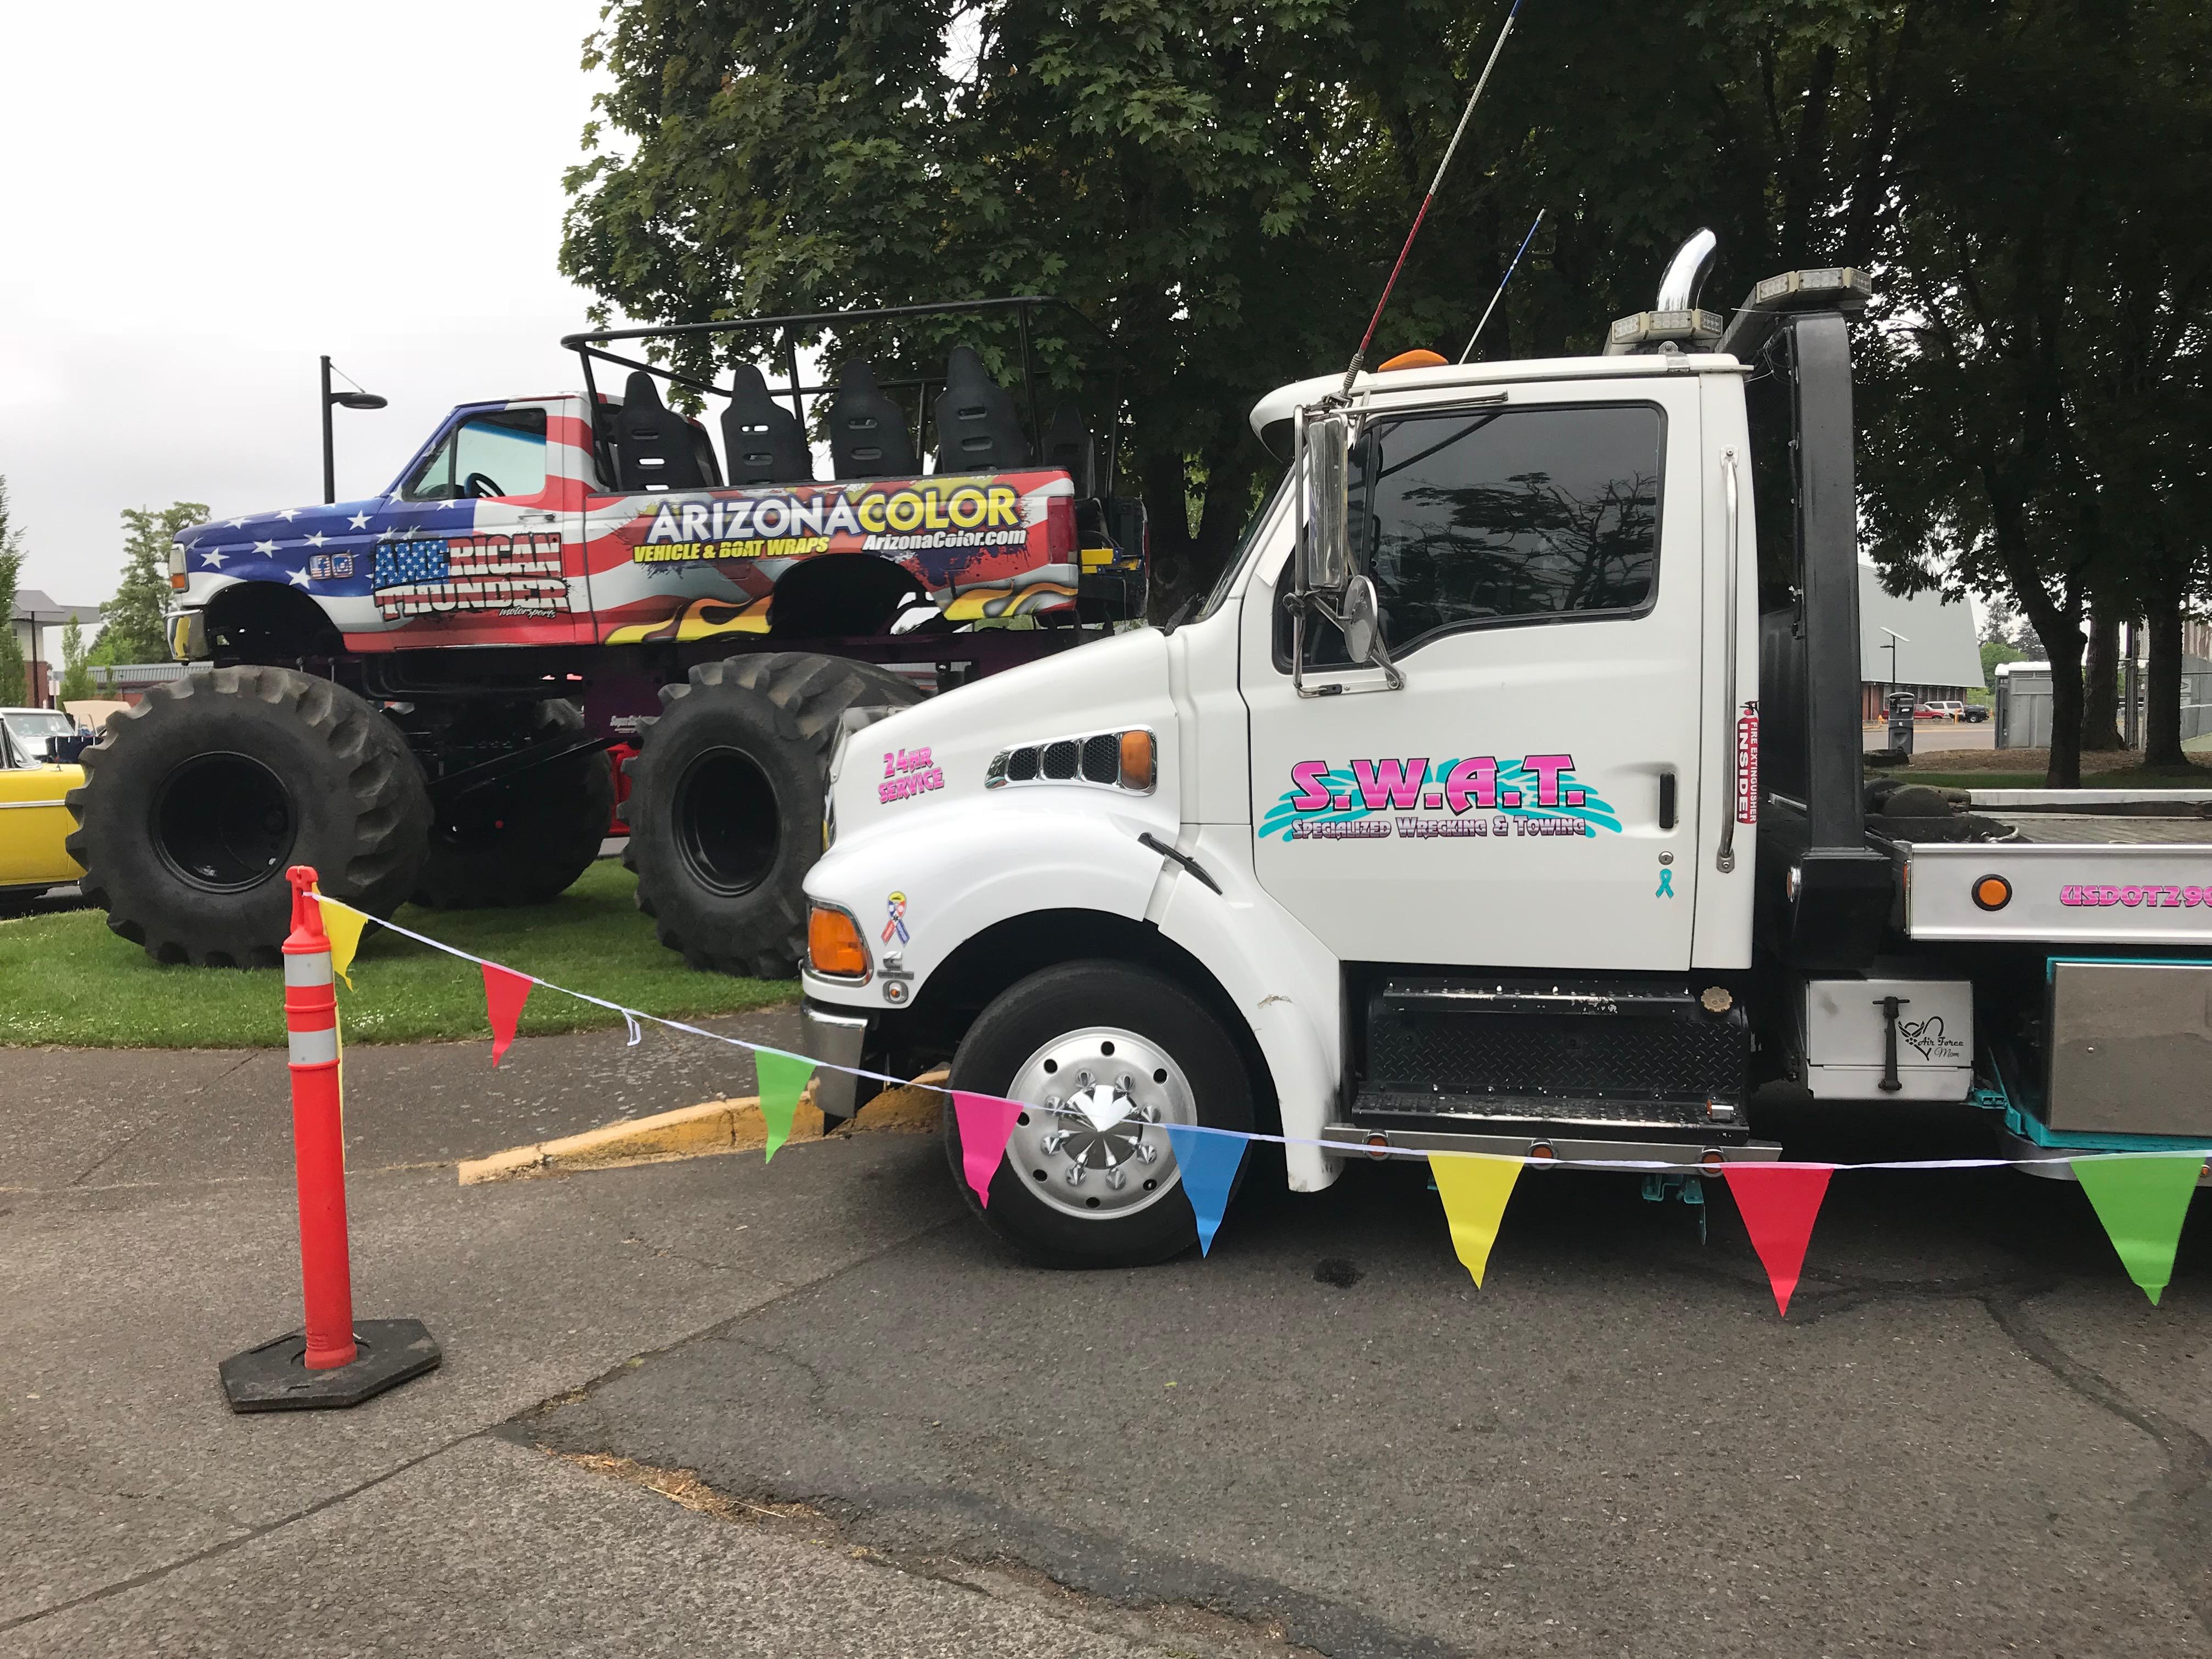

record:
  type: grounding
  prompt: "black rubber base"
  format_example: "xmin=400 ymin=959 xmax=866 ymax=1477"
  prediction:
xmin=219 ymin=1318 xmax=441 ymax=1413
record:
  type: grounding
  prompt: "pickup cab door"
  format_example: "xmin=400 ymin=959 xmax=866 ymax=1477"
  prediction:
xmin=1238 ymin=376 xmax=1707 ymax=971
xmin=368 ymin=397 xmax=596 ymax=645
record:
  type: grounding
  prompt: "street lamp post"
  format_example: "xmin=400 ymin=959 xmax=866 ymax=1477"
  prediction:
xmin=320 ymin=356 xmax=388 ymax=504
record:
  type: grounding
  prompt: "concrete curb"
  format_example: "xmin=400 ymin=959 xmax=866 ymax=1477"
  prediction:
xmin=457 ymin=1073 xmax=946 ymax=1185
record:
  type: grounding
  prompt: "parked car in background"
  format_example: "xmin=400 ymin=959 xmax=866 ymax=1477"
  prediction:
xmin=1962 ymin=702 xmax=1990 ymax=723
xmin=0 ymin=709 xmax=88 ymax=905
xmin=1915 ymin=700 xmax=1966 ymax=721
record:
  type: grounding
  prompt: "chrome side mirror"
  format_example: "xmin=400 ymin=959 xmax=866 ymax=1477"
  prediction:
xmin=1339 ymin=573 xmax=1393 ymax=671
xmin=1295 ymin=409 xmax=1351 ymax=595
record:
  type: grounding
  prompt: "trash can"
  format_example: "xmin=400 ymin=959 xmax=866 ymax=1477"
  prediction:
xmin=1886 ymin=692 xmax=1917 ymax=757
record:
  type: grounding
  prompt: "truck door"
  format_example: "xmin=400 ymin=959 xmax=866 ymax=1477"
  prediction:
xmin=373 ymin=399 xmax=593 ymax=644
xmin=1239 ymin=378 xmax=1706 ymax=971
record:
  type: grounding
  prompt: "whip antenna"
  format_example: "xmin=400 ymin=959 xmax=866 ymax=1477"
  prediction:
xmin=1459 ymin=207 xmax=1544 ymax=362
xmin=1340 ymin=0 xmax=1526 ymax=395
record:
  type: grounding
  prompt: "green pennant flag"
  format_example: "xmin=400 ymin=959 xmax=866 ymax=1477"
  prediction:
xmin=2072 ymin=1154 xmax=2204 ymax=1306
xmin=754 ymin=1049 xmax=817 ymax=1163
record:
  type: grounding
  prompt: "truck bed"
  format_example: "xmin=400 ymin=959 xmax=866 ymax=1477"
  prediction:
xmin=1890 ymin=791 xmax=2212 ymax=944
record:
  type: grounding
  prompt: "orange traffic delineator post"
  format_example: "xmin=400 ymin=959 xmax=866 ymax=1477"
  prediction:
xmin=219 ymin=866 xmax=439 ymax=1412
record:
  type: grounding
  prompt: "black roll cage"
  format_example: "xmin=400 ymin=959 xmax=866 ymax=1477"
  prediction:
xmin=561 ymin=296 xmax=1124 ymax=488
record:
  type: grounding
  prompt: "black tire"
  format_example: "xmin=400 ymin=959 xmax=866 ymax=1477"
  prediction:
xmin=625 ymin=652 xmax=922 ymax=976
xmin=412 ymin=701 xmax=614 ymax=910
xmin=64 ymin=666 xmax=430 ymax=967
xmin=946 ymin=961 xmax=1257 ymax=1268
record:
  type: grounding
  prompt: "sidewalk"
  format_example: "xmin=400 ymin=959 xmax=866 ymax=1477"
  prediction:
xmin=1 ymin=1026 xmax=1239 ymax=1657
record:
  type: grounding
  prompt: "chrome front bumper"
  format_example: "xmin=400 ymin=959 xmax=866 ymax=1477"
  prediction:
xmin=800 ymin=1000 xmax=871 ymax=1123
xmin=166 ymin=607 xmax=208 ymax=661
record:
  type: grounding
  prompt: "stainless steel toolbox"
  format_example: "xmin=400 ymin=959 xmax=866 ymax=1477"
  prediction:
xmin=2046 ymin=960 xmax=2212 ymax=1137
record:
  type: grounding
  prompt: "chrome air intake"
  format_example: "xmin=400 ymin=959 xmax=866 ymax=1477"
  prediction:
xmin=1604 ymin=228 xmax=1725 ymax=356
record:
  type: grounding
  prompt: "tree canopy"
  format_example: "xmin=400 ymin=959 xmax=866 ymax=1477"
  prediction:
xmin=104 ymin=504 xmax=207 ymax=668
xmin=565 ymin=1 xmax=2211 ymax=781
xmin=565 ymin=1 xmax=1909 ymax=603
xmin=0 ymin=478 xmax=25 ymax=707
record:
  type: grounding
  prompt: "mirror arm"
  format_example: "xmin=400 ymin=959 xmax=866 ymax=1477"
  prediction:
xmin=1289 ymin=592 xmax=1405 ymax=698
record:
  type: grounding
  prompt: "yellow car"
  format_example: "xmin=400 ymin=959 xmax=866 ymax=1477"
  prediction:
xmin=1 ymin=708 xmax=87 ymax=902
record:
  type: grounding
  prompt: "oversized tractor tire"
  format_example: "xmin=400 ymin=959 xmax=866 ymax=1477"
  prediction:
xmin=624 ymin=652 xmax=922 ymax=977
xmin=65 ymin=666 xmax=431 ymax=967
xmin=411 ymin=700 xmax=614 ymax=910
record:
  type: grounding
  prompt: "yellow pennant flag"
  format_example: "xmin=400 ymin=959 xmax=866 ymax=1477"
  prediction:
xmin=1428 ymin=1153 xmax=1523 ymax=1288
xmin=317 ymin=892 xmax=369 ymax=989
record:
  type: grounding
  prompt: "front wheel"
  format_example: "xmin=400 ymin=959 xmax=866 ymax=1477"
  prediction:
xmin=946 ymin=961 xmax=1256 ymax=1267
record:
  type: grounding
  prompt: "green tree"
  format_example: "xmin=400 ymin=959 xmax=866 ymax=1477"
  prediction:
xmin=0 ymin=477 xmax=26 ymax=707
xmin=107 ymin=503 xmax=207 ymax=666
xmin=57 ymin=616 xmax=94 ymax=704
xmin=1858 ymin=0 xmax=2212 ymax=786
xmin=563 ymin=1 xmax=1914 ymax=610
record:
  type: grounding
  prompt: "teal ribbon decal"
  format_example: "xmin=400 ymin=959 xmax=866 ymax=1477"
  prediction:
xmin=1656 ymin=868 xmax=1675 ymax=899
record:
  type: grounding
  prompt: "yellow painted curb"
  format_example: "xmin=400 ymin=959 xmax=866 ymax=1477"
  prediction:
xmin=458 ymin=1071 xmax=947 ymax=1185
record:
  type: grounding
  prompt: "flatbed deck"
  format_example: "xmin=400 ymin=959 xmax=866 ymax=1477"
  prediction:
xmin=1987 ymin=814 xmax=2212 ymax=846
xmin=1887 ymin=789 xmax=2212 ymax=943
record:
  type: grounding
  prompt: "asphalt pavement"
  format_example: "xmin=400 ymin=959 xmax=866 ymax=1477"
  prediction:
xmin=2 ymin=1030 xmax=2206 ymax=1657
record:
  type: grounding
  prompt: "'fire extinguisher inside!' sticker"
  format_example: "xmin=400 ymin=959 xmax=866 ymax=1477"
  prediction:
xmin=1736 ymin=706 xmax=1759 ymax=825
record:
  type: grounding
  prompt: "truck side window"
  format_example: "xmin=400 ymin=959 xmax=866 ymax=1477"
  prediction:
xmin=403 ymin=408 xmax=549 ymax=501
xmin=1341 ymin=403 xmax=1663 ymax=658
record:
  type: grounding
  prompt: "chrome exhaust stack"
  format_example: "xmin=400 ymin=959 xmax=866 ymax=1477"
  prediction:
xmin=1603 ymin=228 xmax=1725 ymax=356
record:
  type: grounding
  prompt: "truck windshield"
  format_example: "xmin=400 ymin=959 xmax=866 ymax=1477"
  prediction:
xmin=1195 ymin=472 xmax=1288 ymax=623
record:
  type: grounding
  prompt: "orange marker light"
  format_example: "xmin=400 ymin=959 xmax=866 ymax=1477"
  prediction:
xmin=1119 ymin=729 xmax=1155 ymax=792
xmin=1972 ymin=874 xmax=2012 ymax=912
xmin=807 ymin=905 xmax=870 ymax=978
xmin=1378 ymin=348 xmax=1449 ymax=371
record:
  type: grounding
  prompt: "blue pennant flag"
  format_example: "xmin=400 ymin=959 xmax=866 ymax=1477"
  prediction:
xmin=1161 ymin=1123 xmax=1249 ymax=1256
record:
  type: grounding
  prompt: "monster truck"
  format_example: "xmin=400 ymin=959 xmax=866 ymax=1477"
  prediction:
xmin=69 ymin=299 xmax=1147 ymax=968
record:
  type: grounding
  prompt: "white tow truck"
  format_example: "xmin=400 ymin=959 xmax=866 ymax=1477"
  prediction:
xmin=796 ymin=238 xmax=2212 ymax=1266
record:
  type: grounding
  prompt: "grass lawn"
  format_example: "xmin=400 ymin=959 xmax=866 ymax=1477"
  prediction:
xmin=0 ymin=860 xmax=799 ymax=1049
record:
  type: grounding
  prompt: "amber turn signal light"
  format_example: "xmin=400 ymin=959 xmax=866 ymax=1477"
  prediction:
xmin=1119 ymin=729 xmax=1155 ymax=792
xmin=806 ymin=905 xmax=869 ymax=978
xmin=1972 ymin=874 xmax=2012 ymax=912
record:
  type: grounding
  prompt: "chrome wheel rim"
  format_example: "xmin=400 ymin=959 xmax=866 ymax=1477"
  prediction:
xmin=1001 ymin=1025 xmax=1194 ymax=1220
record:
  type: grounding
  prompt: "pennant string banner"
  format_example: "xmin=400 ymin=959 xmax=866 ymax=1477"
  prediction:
xmin=315 ymin=898 xmax=2209 ymax=1301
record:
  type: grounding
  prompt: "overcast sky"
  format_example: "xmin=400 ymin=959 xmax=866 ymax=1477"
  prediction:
xmin=0 ymin=1 xmax=611 ymax=605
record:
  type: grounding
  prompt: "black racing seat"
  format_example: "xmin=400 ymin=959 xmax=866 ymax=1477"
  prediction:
xmin=720 ymin=364 xmax=812 ymax=486
xmin=828 ymin=360 xmax=917 ymax=479
xmin=1041 ymin=399 xmax=1092 ymax=494
xmin=933 ymin=346 xmax=1031 ymax=473
xmin=615 ymin=371 xmax=709 ymax=492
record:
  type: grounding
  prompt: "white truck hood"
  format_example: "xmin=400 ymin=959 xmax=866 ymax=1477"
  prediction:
xmin=827 ymin=628 xmax=1176 ymax=841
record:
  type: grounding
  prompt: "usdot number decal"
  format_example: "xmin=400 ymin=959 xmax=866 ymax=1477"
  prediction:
xmin=2060 ymin=884 xmax=2211 ymax=909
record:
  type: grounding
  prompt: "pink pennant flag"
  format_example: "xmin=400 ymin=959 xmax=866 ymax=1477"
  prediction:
xmin=481 ymin=963 xmax=534 ymax=1067
xmin=951 ymin=1091 xmax=1024 ymax=1208
xmin=1722 ymin=1164 xmax=1834 ymax=1317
